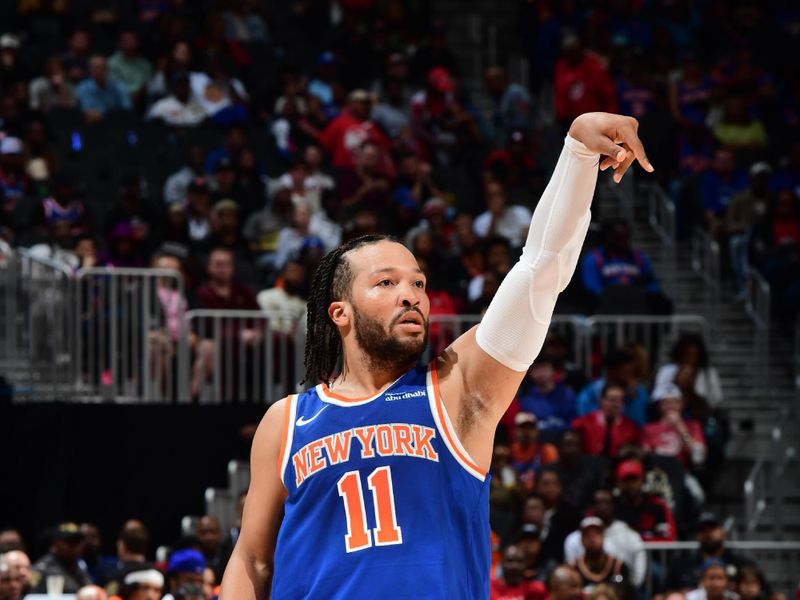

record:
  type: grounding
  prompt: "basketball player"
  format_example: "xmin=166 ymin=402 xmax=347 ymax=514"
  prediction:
xmin=220 ymin=112 xmax=652 ymax=599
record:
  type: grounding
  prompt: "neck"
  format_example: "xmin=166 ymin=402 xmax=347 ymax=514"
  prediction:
xmin=210 ymin=280 xmax=231 ymax=295
xmin=333 ymin=346 xmax=409 ymax=396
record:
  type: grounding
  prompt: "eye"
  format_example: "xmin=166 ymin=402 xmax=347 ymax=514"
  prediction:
xmin=377 ymin=279 xmax=392 ymax=287
xmin=414 ymin=280 xmax=425 ymax=288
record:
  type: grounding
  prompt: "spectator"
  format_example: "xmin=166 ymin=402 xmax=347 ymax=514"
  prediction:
xmin=0 ymin=34 xmax=25 ymax=90
xmin=29 ymin=523 xmax=91 ymax=594
xmin=483 ymin=129 xmax=543 ymax=201
xmin=748 ymin=188 xmax=800 ymax=318
xmin=32 ymin=172 xmax=90 ymax=238
xmin=196 ymin=516 xmax=225 ymax=583
xmin=613 ymin=459 xmax=677 ymax=541
xmin=685 ymin=559 xmax=740 ymax=600
xmin=307 ymin=51 xmax=339 ymax=117
xmin=580 ymin=219 xmax=671 ymax=314
xmin=484 ymin=66 xmax=532 ymax=146
xmin=191 ymin=247 xmax=261 ymax=398
xmin=273 ymin=201 xmax=326 ymax=270
xmin=337 ymin=140 xmax=392 ymax=214
xmin=572 ymin=382 xmax=640 ymax=459
xmin=372 ymin=78 xmax=411 ymax=141
xmin=146 ymin=40 xmax=194 ymax=102
xmin=725 ymin=162 xmax=773 ymax=294
xmin=204 ymin=126 xmax=249 ymax=175
xmin=666 ymin=513 xmax=775 ymax=596
xmin=535 ymin=468 xmax=581 ymax=564
xmin=108 ymin=29 xmax=153 ymax=103
xmin=118 ymin=563 xmax=164 ymax=600
xmin=735 ymin=566 xmax=768 ymax=600
xmin=163 ymin=146 xmax=207 ymax=206
xmin=712 ymin=97 xmax=767 ymax=151
xmin=146 ymin=72 xmax=206 ymax=126
xmin=61 ymin=28 xmax=91 ymax=84
xmin=28 ymin=57 xmax=76 ymax=112
xmin=99 ymin=523 xmax=150 ymax=596
xmin=78 ymin=524 xmax=106 ymax=585
xmin=75 ymin=55 xmax=132 ymax=121
xmin=409 ymin=66 xmax=460 ymax=167
xmin=256 ymin=260 xmax=308 ymax=331
xmin=564 ymin=489 xmax=646 ymax=587
xmin=185 ymin=177 xmax=213 ymax=249
xmin=0 ymin=551 xmax=30 ymax=592
xmin=222 ymin=0 xmax=268 ymax=42
xmin=76 ymin=585 xmax=108 ymax=600
xmin=576 ymin=350 xmax=650 ymax=427
xmin=554 ymin=34 xmax=617 ymax=130
xmin=189 ymin=56 xmax=249 ymax=125
xmin=163 ymin=550 xmax=205 ymax=600
xmin=0 ymin=531 xmax=24 ymax=554
xmin=510 ymin=412 xmax=558 ymax=493
xmin=698 ymin=148 xmax=748 ymax=237
xmin=516 ymin=524 xmax=555 ymax=583
xmin=489 ymin=544 xmax=546 ymax=600
xmin=514 ymin=356 xmax=577 ymax=443
xmin=0 ymin=136 xmax=29 ymax=227
xmin=668 ymin=54 xmax=712 ymax=127
xmin=473 ymin=180 xmax=532 ymax=247
xmin=643 ymin=383 xmax=707 ymax=470
xmin=570 ymin=517 xmax=634 ymax=596
xmin=614 ymin=49 xmax=654 ymax=120
xmin=467 ymin=236 xmax=513 ymax=309
xmin=0 ymin=559 xmax=23 ymax=600
xmin=553 ymin=429 xmax=606 ymax=512
xmin=320 ymin=89 xmax=392 ymax=172
xmin=546 ymin=565 xmax=583 ymax=600
xmin=276 ymin=145 xmax=335 ymax=216
xmin=390 ymin=153 xmax=442 ymax=233
xmin=243 ymin=187 xmax=294 ymax=278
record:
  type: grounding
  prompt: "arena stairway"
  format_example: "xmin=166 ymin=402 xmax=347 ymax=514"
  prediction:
xmin=626 ymin=182 xmax=800 ymax=545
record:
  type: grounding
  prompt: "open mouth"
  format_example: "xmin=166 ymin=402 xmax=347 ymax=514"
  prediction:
xmin=395 ymin=311 xmax=424 ymax=328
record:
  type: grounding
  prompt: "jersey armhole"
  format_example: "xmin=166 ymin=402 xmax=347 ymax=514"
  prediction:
xmin=276 ymin=394 xmax=298 ymax=488
xmin=425 ymin=362 xmax=486 ymax=481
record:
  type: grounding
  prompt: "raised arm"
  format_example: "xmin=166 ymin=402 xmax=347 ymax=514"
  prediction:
xmin=219 ymin=399 xmax=288 ymax=600
xmin=437 ymin=113 xmax=652 ymax=469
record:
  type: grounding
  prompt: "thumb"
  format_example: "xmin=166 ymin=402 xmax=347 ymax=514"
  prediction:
xmin=590 ymin=133 xmax=627 ymax=162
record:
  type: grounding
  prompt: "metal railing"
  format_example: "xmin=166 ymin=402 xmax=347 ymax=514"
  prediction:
xmin=745 ymin=269 xmax=771 ymax=390
xmin=743 ymin=418 xmax=797 ymax=535
xmin=690 ymin=227 xmax=721 ymax=308
xmin=186 ymin=309 xmax=304 ymax=404
xmin=647 ymin=183 xmax=677 ymax=263
xmin=643 ymin=541 xmax=800 ymax=596
xmin=583 ymin=315 xmax=709 ymax=380
xmin=76 ymin=267 xmax=190 ymax=403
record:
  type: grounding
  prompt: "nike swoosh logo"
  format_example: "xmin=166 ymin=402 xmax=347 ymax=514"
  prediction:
xmin=296 ymin=406 xmax=328 ymax=426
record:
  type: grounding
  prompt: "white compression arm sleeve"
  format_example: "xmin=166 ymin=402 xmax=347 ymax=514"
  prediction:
xmin=475 ymin=135 xmax=600 ymax=371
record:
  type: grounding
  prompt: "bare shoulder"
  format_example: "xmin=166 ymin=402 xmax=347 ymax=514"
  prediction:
xmin=251 ymin=397 xmax=289 ymax=465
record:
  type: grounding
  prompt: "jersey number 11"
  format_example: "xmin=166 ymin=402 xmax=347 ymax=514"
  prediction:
xmin=337 ymin=466 xmax=403 ymax=552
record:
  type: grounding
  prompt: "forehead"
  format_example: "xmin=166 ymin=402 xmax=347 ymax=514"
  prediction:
xmin=347 ymin=241 xmax=420 ymax=279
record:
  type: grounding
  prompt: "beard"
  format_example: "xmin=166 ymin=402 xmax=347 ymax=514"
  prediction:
xmin=352 ymin=305 xmax=428 ymax=373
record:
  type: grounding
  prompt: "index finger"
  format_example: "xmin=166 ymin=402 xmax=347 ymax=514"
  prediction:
xmin=620 ymin=122 xmax=654 ymax=172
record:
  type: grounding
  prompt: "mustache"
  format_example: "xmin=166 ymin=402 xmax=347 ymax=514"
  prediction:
xmin=390 ymin=307 xmax=427 ymax=328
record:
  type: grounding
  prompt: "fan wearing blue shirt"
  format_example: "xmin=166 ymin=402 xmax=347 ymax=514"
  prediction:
xmin=75 ymin=55 xmax=131 ymax=118
xmin=516 ymin=355 xmax=576 ymax=443
xmin=576 ymin=349 xmax=649 ymax=426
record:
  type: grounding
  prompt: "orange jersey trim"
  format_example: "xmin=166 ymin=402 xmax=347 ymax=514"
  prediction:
xmin=430 ymin=364 xmax=487 ymax=477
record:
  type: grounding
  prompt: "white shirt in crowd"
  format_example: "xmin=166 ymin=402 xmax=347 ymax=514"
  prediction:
xmin=655 ymin=363 xmax=725 ymax=407
xmin=147 ymin=95 xmax=207 ymax=126
xmin=472 ymin=205 xmax=532 ymax=247
xmin=563 ymin=519 xmax=647 ymax=586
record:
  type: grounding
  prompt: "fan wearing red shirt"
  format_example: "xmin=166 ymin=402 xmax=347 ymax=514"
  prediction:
xmin=554 ymin=35 xmax=618 ymax=128
xmin=613 ymin=459 xmax=677 ymax=542
xmin=642 ymin=383 xmax=706 ymax=469
xmin=318 ymin=89 xmax=392 ymax=172
xmin=571 ymin=382 xmax=640 ymax=458
xmin=490 ymin=544 xmax=546 ymax=600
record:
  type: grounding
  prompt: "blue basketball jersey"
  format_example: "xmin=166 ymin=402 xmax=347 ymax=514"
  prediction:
xmin=273 ymin=362 xmax=491 ymax=599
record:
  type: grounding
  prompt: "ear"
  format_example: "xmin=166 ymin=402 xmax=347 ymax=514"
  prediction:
xmin=328 ymin=300 xmax=350 ymax=328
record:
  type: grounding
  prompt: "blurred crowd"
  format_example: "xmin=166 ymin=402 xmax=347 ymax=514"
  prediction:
xmin=0 ymin=0 xmax=798 ymax=598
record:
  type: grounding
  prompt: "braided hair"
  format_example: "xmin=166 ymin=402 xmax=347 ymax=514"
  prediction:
xmin=303 ymin=234 xmax=396 ymax=385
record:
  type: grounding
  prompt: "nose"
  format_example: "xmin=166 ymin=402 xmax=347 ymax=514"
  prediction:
xmin=397 ymin=280 xmax=421 ymax=307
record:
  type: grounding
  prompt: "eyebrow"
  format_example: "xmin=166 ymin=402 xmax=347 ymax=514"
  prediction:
xmin=368 ymin=267 xmax=424 ymax=276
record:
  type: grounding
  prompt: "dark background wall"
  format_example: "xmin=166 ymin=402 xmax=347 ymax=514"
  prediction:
xmin=0 ymin=403 xmax=265 ymax=559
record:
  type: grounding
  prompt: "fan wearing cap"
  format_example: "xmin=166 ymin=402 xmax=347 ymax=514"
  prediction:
xmin=29 ymin=523 xmax=92 ymax=594
xmin=516 ymin=523 xmax=556 ymax=583
xmin=666 ymin=513 xmax=776 ymax=598
xmin=162 ymin=550 xmax=205 ymax=600
xmin=489 ymin=543 xmax=546 ymax=600
xmin=408 ymin=67 xmax=458 ymax=164
xmin=570 ymin=517 xmax=634 ymax=597
xmin=510 ymin=412 xmax=558 ymax=492
xmin=613 ymin=459 xmax=677 ymax=542
xmin=642 ymin=383 xmax=706 ymax=468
